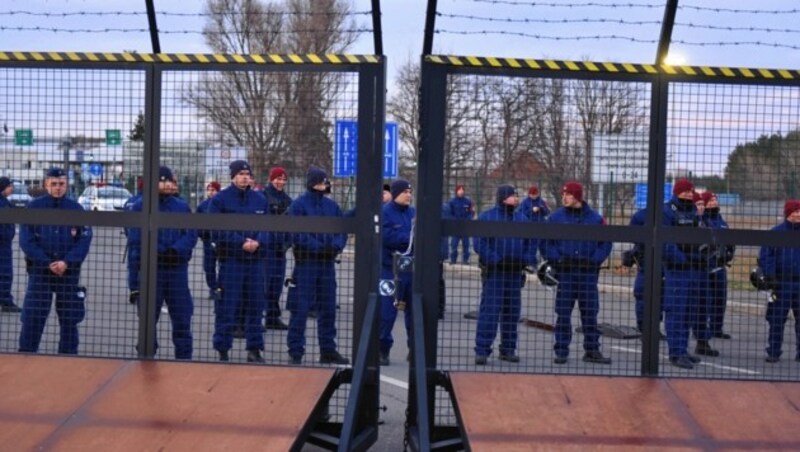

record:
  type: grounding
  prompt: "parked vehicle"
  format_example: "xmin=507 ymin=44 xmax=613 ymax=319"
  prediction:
xmin=7 ymin=180 xmax=32 ymax=207
xmin=78 ymin=185 xmax=132 ymax=211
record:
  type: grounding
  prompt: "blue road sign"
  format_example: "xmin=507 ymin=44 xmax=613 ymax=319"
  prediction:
xmin=334 ymin=120 xmax=398 ymax=178
xmin=384 ymin=123 xmax=398 ymax=178
xmin=89 ymin=163 xmax=103 ymax=177
xmin=334 ymin=120 xmax=358 ymax=177
xmin=635 ymin=183 xmax=673 ymax=209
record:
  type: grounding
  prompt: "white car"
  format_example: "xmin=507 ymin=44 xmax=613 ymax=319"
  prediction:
xmin=8 ymin=180 xmax=32 ymax=207
xmin=78 ymin=185 xmax=132 ymax=211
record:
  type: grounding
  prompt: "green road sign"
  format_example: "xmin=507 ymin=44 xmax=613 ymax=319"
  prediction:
xmin=14 ymin=129 xmax=33 ymax=146
xmin=106 ymin=129 xmax=122 ymax=146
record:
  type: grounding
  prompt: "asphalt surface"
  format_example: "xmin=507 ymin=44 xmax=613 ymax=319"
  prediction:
xmin=1 ymin=228 xmax=798 ymax=451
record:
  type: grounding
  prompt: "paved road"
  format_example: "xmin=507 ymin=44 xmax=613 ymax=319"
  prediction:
xmin=1 ymin=229 xmax=797 ymax=451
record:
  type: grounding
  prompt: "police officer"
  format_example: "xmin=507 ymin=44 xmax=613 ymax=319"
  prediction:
xmin=474 ymin=185 xmax=536 ymax=365
xmin=447 ymin=184 xmax=475 ymax=264
xmin=0 ymin=177 xmax=21 ymax=313
xmin=196 ymin=181 xmax=221 ymax=301
xmin=379 ymin=179 xmax=414 ymax=366
xmin=263 ymin=166 xmax=291 ymax=330
xmin=287 ymin=166 xmax=349 ymax=365
xmin=541 ymin=181 xmax=612 ymax=365
xmin=517 ymin=185 xmax=550 ymax=223
xmin=701 ymin=191 xmax=734 ymax=340
xmin=124 ymin=177 xmax=144 ymax=305
xmin=19 ymin=168 xmax=93 ymax=354
xmin=759 ymin=200 xmax=800 ymax=363
xmin=662 ymin=179 xmax=710 ymax=369
xmin=209 ymin=160 xmax=270 ymax=363
xmin=128 ymin=166 xmax=197 ymax=360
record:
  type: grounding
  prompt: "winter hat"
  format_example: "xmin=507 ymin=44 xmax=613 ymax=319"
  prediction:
xmin=693 ymin=191 xmax=702 ymax=203
xmin=784 ymin=200 xmax=800 ymax=218
xmin=207 ymin=181 xmax=221 ymax=192
xmin=673 ymin=179 xmax=694 ymax=196
xmin=528 ymin=185 xmax=540 ymax=196
xmin=46 ymin=168 xmax=66 ymax=178
xmin=390 ymin=179 xmax=412 ymax=199
xmin=306 ymin=166 xmax=328 ymax=190
xmin=455 ymin=184 xmax=465 ymax=195
xmin=269 ymin=166 xmax=287 ymax=181
xmin=701 ymin=191 xmax=716 ymax=205
xmin=0 ymin=177 xmax=11 ymax=192
xmin=496 ymin=184 xmax=517 ymax=205
xmin=561 ymin=181 xmax=583 ymax=203
xmin=159 ymin=166 xmax=174 ymax=182
xmin=229 ymin=160 xmax=252 ymax=178
xmin=383 ymin=183 xmax=391 ymax=192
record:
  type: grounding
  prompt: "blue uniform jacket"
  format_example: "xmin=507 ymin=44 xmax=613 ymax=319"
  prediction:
xmin=475 ymin=206 xmax=537 ymax=268
xmin=759 ymin=220 xmax=800 ymax=281
xmin=289 ymin=190 xmax=347 ymax=259
xmin=448 ymin=196 xmax=474 ymax=220
xmin=128 ymin=195 xmax=197 ymax=267
xmin=541 ymin=203 xmax=611 ymax=268
xmin=440 ymin=203 xmax=451 ymax=261
xmin=382 ymin=201 xmax=415 ymax=270
xmin=264 ymin=183 xmax=292 ymax=251
xmin=196 ymin=197 xmax=214 ymax=242
xmin=0 ymin=195 xmax=14 ymax=244
xmin=662 ymin=196 xmax=701 ymax=269
xmin=703 ymin=208 xmax=734 ymax=265
xmin=208 ymin=184 xmax=270 ymax=260
xmin=517 ymin=196 xmax=550 ymax=222
xmin=20 ymin=195 xmax=93 ymax=268
xmin=629 ymin=208 xmax=647 ymax=269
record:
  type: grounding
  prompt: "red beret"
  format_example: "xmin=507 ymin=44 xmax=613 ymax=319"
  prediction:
xmin=701 ymin=191 xmax=716 ymax=205
xmin=528 ymin=185 xmax=540 ymax=196
xmin=673 ymin=179 xmax=694 ymax=196
xmin=784 ymin=200 xmax=800 ymax=218
xmin=561 ymin=181 xmax=583 ymax=203
xmin=269 ymin=166 xmax=287 ymax=181
xmin=207 ymin=181 xmax=221 ymax=192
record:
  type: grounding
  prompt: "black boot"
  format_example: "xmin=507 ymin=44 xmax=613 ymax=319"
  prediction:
xmin=695 ymin=340 xmax=720 ymax=357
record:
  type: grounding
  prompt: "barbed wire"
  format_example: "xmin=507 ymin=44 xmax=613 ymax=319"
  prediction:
xmin=0 ymin=10 xmax=372 ymax=18
xmin=437 ymin=13 xmax=800 ymax=34
xmin=0 ymin=26 xmax=372 ymax=35
xmin=436 ymin=29 xmax=800 ymax=50
xmin=464 ymin=0 xmax=800 ymax=14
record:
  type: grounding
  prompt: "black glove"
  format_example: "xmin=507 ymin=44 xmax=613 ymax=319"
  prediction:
xmin=158 ymin=248 xmax=181 ymax=266
xmin=621 ymin=250 xmax=635 ymax=268
xmin=724 ymin=246 xmax=735 ymax=263
xmin=129 ymin=290 xmax=139 ymax=305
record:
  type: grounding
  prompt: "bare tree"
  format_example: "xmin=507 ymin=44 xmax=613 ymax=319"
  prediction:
xmin=183 ymin=0 xmax=360 ymax=178
xmin=387 ymin=60 xmax=421 ymax=175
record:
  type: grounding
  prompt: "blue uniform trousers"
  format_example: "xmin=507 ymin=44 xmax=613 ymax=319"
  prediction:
xmin=19 ymin=269 xmax=85 ymax=354
xmin=265 ymin=251 xmax=287 ymax=323
xmin=153 ymin=265 xmax=194 ymax=359
xmin=127 ymin=253 xmax=139 ymax=293
xmin=213 ymin=258 xmax=266 ymax=352
xmin=707 ymin=269 xmax=728 ymax=336
xmin=475 ymin=270 xmax=524 ymax=357
xmin=634 ymin=268 xmax=645 ymax=326
xmin=379 ymin=269 xmax=411 ymax=355
xmin=765 ymin=282 xmax=800 ymax=359
xmin=663 ymin=268 xmax=703 ymax=358
xmin=202 ymin=242 xmax=218 ymax=292
xmin=449 ymin=236 xmax=470 ymax=263
xmin=0 ymin=246 xmax=13 ymax=305
xmin=553 ymin=270 xmax=600 ymax=358
xmin=287 ymin=259 xmax=337 ymax=358
xmin=689 ymin=270 xmax=712 ymax=342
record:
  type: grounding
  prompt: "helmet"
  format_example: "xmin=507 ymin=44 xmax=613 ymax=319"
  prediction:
xmin=749 ymin=267 xmax=771 ymax=291
xmin=537 ymin=261 xmax=559 ymax=286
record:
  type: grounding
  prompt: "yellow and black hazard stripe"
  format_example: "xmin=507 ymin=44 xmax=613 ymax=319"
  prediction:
xmin=426 ymin=55 xmax=800 ymax=81
xmin=0 ymin=51 xmax=380 ymax=65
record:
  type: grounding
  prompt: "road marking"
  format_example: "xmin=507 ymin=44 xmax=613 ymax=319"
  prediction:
xmin=380 ymin=374 xmax=409 ymax=390
xmin=610 ymin=345 xmax=760 ymax=375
